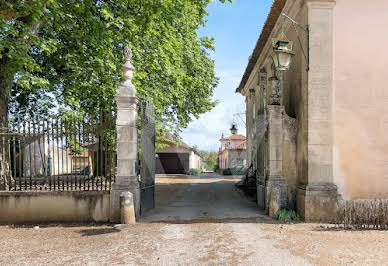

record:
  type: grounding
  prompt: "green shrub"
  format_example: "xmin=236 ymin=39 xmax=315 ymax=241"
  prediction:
xmin=221 ymin=168 xmax=231 ymax=175
xmin=273 ymin=208 xmax=300 ymax=222
xmin=214 ymin=167 xmax=224 ymax=175
xmin=186 ymin=168 xmax=202 ymax=176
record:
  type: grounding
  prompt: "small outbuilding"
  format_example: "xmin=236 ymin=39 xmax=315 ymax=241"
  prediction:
xmin=156 ymin=137 xmax=201 ymax=174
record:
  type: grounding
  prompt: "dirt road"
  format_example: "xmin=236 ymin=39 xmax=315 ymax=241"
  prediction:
xmin=1 ymin=173 xmax=387 ymax=265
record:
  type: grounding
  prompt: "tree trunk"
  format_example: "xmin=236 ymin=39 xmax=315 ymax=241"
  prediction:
xmin=0 ymin=14 xmax=41 ymax=189
xmin=0 ymin=63 xmax=13 ymax=189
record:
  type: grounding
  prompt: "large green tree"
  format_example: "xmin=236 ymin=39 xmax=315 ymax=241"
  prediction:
xmin=1 ymin=0 xmax=230 ymax=125
xmin=0 ymin=0 xmax=231 ymax=186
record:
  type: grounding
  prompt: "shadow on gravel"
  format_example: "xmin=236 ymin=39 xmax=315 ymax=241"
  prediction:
xmin=79 ymin=227 xmax=120 ymax=236
xmin=3 ymin=223 xmax=111 ymax=228
xmin=142 ymin=217 xmax=291 ymax=225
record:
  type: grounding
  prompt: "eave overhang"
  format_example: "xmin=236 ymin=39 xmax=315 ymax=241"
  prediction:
xmin=236 ymin=0 xmax=287 ymax=94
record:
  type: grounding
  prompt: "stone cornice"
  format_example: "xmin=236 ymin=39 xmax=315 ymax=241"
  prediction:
xmin=305 ymin=0 xmax=336 ymax=8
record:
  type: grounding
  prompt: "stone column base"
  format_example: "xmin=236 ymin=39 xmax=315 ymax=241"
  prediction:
xmin=297 ymin=184 xmax=338 ymax=222
xmin=257 ymin=182 xmax=266 ymax=211
xmin=110 ymin=184 xmax=140 ymax=223
xmin=266 ymin=179 xmax=288 ymax=216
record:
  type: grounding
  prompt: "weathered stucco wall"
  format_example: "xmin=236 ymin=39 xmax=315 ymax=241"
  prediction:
xmin=276 ymin=1 xmax=308 ymax=210
xmin=282 ymin=4 xmax=308 ymax=189
xmin=0 ymin=191 xmax=110 ymax=224
xmin=333 ymin=0 xmax=388 ymax=199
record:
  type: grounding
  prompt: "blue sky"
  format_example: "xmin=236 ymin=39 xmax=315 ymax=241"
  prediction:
xmin=180 ymin=0 xmax=272 ymax=151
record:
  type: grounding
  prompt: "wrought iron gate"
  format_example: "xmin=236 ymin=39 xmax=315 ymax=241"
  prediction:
xmin=0 ymin=116 xmax=115 ymax=191
xmin=139 ymin=100 xmax=156 ymax=215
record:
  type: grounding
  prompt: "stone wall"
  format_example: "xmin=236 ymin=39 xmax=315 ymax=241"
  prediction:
xmin=283 ymin=114 xmax=298 ymax=209
xmin=0 ymin=191 xmax=110 ymax=224
xmin=246 ymin=96 xmax=254 ymax=164
xmin=281 ymin=3 xmax=308 ymax=191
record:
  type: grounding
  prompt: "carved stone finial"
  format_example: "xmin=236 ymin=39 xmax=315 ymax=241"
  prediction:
xmin=124 ymin=46 xmax=133 ymax=61
xmin=119 ymin=45 xmax=136 ymax=96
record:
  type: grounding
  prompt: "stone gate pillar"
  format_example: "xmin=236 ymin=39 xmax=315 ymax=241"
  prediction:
xmin=256 ymin=69 xmax=268 ymax=210
xmin=297 ymin=0 xmax=338 ymax=222
xmin=266 ymin=104 xmax=287 ymax=216
xmin=110 ymin=47 xmax=140 ymax=222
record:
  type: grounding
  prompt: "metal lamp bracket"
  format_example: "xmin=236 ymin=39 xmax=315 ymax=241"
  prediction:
xmin=281 ymin=13 xmax=310 ymax=72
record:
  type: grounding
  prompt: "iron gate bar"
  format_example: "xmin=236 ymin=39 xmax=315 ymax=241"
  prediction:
xmin=139 ymin=99 xmax=156 ymax=215
xmin=0 ymin=116 xmax=117 ymax=191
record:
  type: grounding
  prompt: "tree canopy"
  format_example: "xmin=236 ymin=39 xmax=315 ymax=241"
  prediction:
xmin=0 ymin=0 xmax=231 ymax=134
xmin=199 ymin=150 xmax=218 ymax=171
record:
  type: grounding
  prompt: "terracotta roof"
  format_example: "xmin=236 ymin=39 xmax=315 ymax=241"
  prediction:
xmin=220 ymin=134 xmax=246 ymax=141
xmin=236 ymin=0 xmax=286 ymax=93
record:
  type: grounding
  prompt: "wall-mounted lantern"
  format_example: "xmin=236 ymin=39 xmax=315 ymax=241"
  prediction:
xmin=272 ymin=31 xmax=295 ymax=71
xmin=272 ymin=13 xmax=310 ymax=72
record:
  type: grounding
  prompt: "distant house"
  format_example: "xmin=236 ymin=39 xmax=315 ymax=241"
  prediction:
xmin=17 ymin=135 xmax=73 ymax=177
xmin=85 ymin=142 xmax=114 ymax=178
xmin=70 ymin=148 xmax=92 ymax=175
xmin=156 ymin=136 xmax=201 ymax=174
xmin=218 ymin=133 xmax=247 ymax=169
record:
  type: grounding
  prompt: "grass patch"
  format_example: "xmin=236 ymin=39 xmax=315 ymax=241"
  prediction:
xmin=273 ymin=208 xmax=300 ymax=222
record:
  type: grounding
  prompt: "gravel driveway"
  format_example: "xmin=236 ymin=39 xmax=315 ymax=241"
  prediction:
xmin=1 ymin=173 xmax=387 ymax=265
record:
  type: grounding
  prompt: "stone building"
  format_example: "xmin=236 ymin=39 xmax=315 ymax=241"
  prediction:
xmin=237 ymin=0 xmax=388 ymax=221
xmin=218 ymin=133 xmax=247 ymax=169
